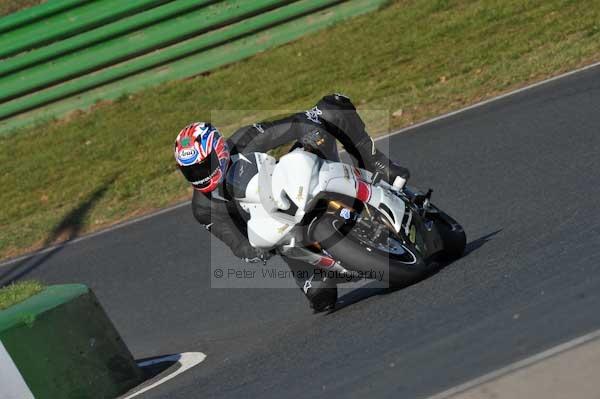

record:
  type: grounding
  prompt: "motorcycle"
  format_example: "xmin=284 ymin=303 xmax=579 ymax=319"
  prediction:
xmin=225 ymin=146 xmax=466 ymax=287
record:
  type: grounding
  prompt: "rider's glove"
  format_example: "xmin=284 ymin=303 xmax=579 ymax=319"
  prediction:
xmin=369 ymin=152 xmax=411 ymax=186
xmin=357 ymin=138 xmax=410 ymax=185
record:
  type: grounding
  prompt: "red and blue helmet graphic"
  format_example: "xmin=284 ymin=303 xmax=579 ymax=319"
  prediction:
xmin=174 ymin=122 xmax=230 ymax=193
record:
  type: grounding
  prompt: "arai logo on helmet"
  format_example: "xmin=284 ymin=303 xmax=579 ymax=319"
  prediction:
xmin=178 ymin=147 xmax=198 ymax=165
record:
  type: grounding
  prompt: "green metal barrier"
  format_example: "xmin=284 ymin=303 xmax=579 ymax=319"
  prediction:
xmin=0 ymin=0 xmax=290 ymax=101
xmin=0 ymin=0 xmax=389 ymax=135
xmin=0 ymin=0 xmax=216 ymax=78
xmin=0 ymin=0 xmax=92 ymax=34
xmin=0 ymin=0 xmax=172 ymax=59
xmin=0 ymin=0 xmax=342 ymax=119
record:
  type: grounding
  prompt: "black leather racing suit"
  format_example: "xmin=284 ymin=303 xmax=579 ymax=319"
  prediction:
xmin=191 ymin=94 xmax=409 ymax=260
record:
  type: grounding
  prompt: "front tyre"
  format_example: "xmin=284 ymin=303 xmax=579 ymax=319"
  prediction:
xmin=310 ymin=214 xmax=433 ymax=288
xmin=432 ymin=211 xmax=466 ymax=261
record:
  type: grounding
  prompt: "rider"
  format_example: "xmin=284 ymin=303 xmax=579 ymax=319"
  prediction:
xmin=174 ymin=94 xmax=410 ymax=311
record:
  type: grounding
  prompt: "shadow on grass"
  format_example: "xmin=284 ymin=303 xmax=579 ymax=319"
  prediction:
xmin=327 ymin=229 xmax=503 ymax=313
xmin=0 ymin=174 xmax=119 ymax=287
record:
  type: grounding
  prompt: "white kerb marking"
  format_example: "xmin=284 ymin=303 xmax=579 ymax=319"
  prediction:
xmin=122 ymin=352 xmax=206 ymax=399
xmin=0 ymin=340 xmax=34 ymax=399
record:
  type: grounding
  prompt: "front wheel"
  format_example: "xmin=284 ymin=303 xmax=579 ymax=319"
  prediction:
xmin=309 ymin=214 xmax=435 ymax=288
xmin=432 ymin=211 xmax=466 ymax=261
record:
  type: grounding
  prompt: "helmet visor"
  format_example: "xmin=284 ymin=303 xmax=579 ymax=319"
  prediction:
xmin=178 ymin=150 xmax=220 ymax=188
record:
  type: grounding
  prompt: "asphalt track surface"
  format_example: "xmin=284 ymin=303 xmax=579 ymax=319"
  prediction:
xmin=2 ymin=65 xmax=600 ymax=398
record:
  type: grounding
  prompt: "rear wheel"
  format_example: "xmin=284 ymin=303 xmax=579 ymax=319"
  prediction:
xmin=310 ymin=214 xmax=434 ymax=288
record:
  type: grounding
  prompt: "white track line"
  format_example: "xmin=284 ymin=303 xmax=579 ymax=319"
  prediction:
xmin=425 ymin=328 xmax=600 ymax=399
xmin=2 ymin=60 xmax=599 ymax=268
xmin=121 ymin=352 xmax=206 ymax=399
xmin=0 ymin=341 xmax=34 ymax=399
xmin=374 ymin=59 xmax=600 ymax=142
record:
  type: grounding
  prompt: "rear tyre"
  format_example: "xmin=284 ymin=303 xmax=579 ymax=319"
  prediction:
xmin=310 ymin=214 xmax=433 ymax=288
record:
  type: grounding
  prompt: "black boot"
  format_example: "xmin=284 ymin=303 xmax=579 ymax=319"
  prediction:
xmin=302 ymin=275 xmax=338 ymax=313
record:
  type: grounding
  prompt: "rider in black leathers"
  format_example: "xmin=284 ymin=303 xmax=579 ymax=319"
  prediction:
xmin=177 ymin=94 xmax=410 ymax=311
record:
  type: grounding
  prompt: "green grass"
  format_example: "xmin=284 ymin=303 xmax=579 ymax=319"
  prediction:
xmin=0 ymin=281 xmax=45 ymax=310
xmin=1 ymin=0 xmax=600 ymax=260
xmin=0 ymin=0 xmax=46 ymax=17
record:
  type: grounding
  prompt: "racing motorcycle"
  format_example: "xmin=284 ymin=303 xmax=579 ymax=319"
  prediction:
xmin=226 ymin=147 xmax=466 ymax=287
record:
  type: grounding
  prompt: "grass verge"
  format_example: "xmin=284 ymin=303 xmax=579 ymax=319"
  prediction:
xmin=0 ymin=0 xmax=46 ymax=17
xmin=0 ymin=281 xmax=45 ymax=310
xmin=1 ymin=0 xmax=599 ymax=260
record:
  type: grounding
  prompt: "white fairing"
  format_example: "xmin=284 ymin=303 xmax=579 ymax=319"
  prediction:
xmin=317 ymin=159 xmax=406 ymax=233
xmin=239 ymin=149 xmax=405 ymax=251
xmin=244 ymin=150 xmax=322 ymax=248
xmin=271 ymin=150 xmax=321 ymax=211
xmin=367 ymin=184 xmax=406 ymax=232
xmin=317 ymin=162 xmax=359 ymax=198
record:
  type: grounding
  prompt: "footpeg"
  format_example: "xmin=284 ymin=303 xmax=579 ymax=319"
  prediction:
xmin=423 ymin=189 xmax=433 ymax=208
